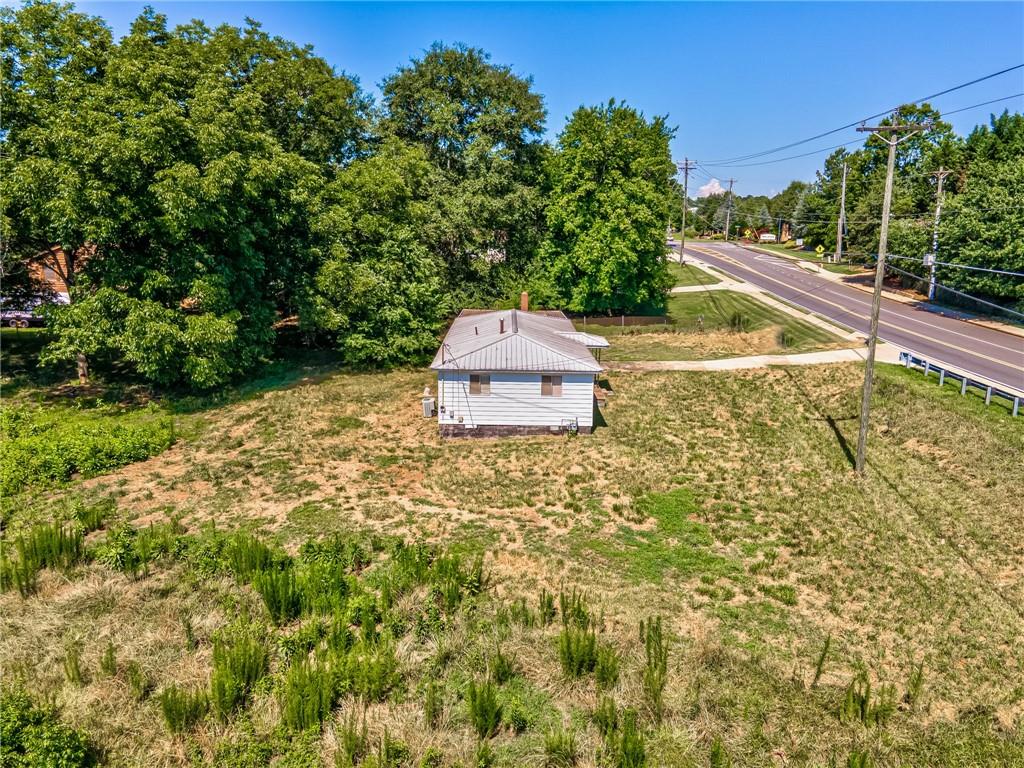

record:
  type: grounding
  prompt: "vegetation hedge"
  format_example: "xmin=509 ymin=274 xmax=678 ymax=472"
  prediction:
xmin=0 ymin=407 xmax=175 ymax=495
xmin=0 ymin=689 xmax=97 ymax=767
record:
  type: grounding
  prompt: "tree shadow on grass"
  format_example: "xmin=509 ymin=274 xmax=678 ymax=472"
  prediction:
xmin=2 ymin=327 xmax=352 ymax=416
xmin=167 ymin=349 xmax=349 ymax=415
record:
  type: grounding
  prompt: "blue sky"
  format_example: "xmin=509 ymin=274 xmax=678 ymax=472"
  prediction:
xmin=80 ymin=2 xmax=1024 ymax=196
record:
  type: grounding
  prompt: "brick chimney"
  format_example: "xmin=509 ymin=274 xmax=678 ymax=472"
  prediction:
xmin=520 ymin=291 xmax=529 ymax=312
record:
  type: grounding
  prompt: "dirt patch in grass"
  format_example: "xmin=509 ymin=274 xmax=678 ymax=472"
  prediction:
xmin=622 ymin=327 xmax=767 ymax=359
xmin=601 ymin=326 xmax=794 ymax=361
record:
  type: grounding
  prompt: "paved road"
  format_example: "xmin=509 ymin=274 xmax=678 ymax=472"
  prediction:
xmin=684 ymin=241 xmax=1024 ymax=392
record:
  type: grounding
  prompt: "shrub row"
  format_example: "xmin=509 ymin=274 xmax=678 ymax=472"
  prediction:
xmin=0 ymin=689 xmax=97 ymax=766
xmin=0 ymin=406 xmax=175 ymax=495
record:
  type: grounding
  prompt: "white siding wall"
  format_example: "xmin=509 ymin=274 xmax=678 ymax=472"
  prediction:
xmin=437 ymin=371 xmax=595 ymax=429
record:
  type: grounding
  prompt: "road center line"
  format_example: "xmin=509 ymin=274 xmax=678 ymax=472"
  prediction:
xmin=686 ymin=246 xmax=1024 ymax=377
xmin=819 ymin=288 xmax=1024 ymax=355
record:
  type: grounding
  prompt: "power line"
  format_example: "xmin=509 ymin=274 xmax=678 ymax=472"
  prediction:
xmin=909 ymin=65 xmax=1024 ymax=110
xmin=700 ymin=91 xmax=1024 ymax=169
xmin=884 ymin=263 xmax=1024 ymax=321
xmin=700 ymin=139 xmax=860 ymax=168
xmin=689 ymin=165 xmax=715 ymax=183
xmin=941 ymin=91 xmax=1024 ymax=117
xmin=695 ymin=162 xmax=719 ymax=180
xmin=886 ymin=253 xmax=1024 ymax=279
xmin=698 ymin=64 xmax=1024 ymax=165
xmin=689 ymin=207 xmax=998 ymax=226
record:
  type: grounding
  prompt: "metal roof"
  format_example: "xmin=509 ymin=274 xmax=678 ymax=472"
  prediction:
xmin=555 ymin=331 xmax=610 ymax=349
xmin=430 ymin=309 xmax=604 ymax=373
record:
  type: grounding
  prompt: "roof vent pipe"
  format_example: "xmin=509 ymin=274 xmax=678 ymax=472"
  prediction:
xmin=499 ymin=318 xmax=505 ymax=334
xmin=474 ymin=326 xmax=478 ymax=335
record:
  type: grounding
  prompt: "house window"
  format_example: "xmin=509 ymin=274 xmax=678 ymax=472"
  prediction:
xmin=541 ymin=375 xmax=562 ymax=397
xmin=469 ymin=374 xmax=491 ymax=395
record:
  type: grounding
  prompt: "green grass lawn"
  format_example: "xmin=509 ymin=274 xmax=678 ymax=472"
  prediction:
xmin=578 ymin=291 xmax=846 ymax=361
xmin=667 ymin=260 xmax=720 ymax=287
xmin=2 ymin=336 xmax=1022 ymax=766
xmin=0 ymin=329 xmax=183 ymax=497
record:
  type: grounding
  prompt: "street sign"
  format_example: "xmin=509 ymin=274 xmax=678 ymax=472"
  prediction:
xmin=815 ymin=244 xmax=825 ymax=255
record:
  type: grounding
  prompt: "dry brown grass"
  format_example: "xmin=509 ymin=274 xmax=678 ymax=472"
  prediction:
xmin=600 ymin=326 xmax=850 ymax=363
xmin=3 ymin=363 xmax=1023 ymax=765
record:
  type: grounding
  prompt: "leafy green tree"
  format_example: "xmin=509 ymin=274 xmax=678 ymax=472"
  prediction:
xmin=886 ymin=218 xmax=931 ymax=267
xmin=938 ymin=157 xmax=1024 ymax=308
xmin=712 ymin=199 xmax=730 ymax=233
xmin=962 ymin=110 xmax=1024 ymax=168
xmin=0 ymin=690 xmax=97 ymax=767
xmin=382 ymin=42 xmax=544 ymax=173
xmin=769 ymin=181 xmax=809 ymax=224
xmin=381 ymin=43 xmax=548 ymax=288
xmin=666 ymin=179 xmax=689 ymax=231
xmin=800 ymin=105 xmax=956 ymax=258
xmin=791 ymin=188 xmax=824 ymax=244
xmin=1 ymin=2 xmax=113 ymax=275
xmin=1 ymin=0 xmax=113 ymax=378
xmin=3 ymin=5 xmax=366 ymax=388
xmin=542 ymin=101 xmax=675 ymax=313
xmin=694 ymin=193 xmax=725 ymax=235
xmin=303 ymin=139 xmax=449 ymax=365
xmin=755 ymin=202 xmax=772 ymax=231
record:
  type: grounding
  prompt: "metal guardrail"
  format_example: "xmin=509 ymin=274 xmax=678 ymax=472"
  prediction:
xmin=899 ymin=351 xmax=1021 ymax=416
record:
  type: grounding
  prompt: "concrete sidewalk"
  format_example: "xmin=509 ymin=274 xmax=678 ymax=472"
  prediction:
xmin=609 ymin=344 xmax=900 ymax=372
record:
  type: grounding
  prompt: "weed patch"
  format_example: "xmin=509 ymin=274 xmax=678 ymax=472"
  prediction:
xmin=582 ymin=488 xmax=739 ymax=584
xmin=0 ymin=405 xmax=174 ymax=495
xmin=0 ymin=690 xmax=97 ymax=766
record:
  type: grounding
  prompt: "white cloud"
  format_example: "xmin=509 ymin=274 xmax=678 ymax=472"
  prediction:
xmin=697 ymin=178 xmax=724 ymax=198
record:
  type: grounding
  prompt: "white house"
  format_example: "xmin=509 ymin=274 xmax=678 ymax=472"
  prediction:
xmin=429 ymin=297 xmax=609 ymax=437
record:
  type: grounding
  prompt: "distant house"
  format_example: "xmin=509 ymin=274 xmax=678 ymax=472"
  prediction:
xmin=429 ymin=294 xmax=609 ymax=437
xmin=2 ymin=245 xmax=79 ymax=325
xmin=28 ymin=245 xmax=89 ymax=303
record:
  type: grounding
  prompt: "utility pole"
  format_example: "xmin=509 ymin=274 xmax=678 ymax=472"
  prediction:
xmin=723 ymin=178 xmax=736 ymax=242
xmin=927 ymin=166 xmax=952 ymax=300
xmin=834 ymin=162 xmax=848 ymax=264
xmin=677 ymin=158 xmax=697 ymax=263
xmin=853 ymin=122 xmax=930 ymax=474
